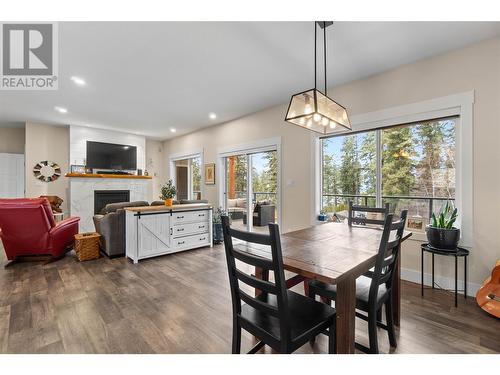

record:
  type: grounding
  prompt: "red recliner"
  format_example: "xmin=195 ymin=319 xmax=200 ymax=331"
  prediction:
xmin=0 ymin=198 xmax=80 ymax=260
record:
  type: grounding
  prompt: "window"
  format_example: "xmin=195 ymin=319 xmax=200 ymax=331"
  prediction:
xmin=321 ymin=117 xmax=457 ymax=232
xmin=171 ymin=154 xmax=203 ymax=201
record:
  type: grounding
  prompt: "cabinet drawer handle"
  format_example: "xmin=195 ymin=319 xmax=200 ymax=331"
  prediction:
xmin=199 ymin=237 xmax=206 ymax=241
xmin=177 ymin=216 xmax=184 ymax=219
xmin=198 ymin=213 xmax=205 ymax=217
xmin=198 ymin=225 xmax=205 ymax=229
xmin=178 ymin=241 xmax=185 ymax=245
xmin=177 ymin=228 xmax=184 ymax=231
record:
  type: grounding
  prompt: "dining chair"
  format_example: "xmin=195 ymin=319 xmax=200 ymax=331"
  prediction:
xmin=308 ymin=210 xmax=408 ymax=354
xmin=348 ymin=201 xmax=390 ymax=226
xmin=221 ymin=215 xmax=337 ymax=354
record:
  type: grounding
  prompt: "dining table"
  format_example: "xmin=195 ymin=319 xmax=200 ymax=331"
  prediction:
xmin=234 ymin=221 xmax=412 ymax=354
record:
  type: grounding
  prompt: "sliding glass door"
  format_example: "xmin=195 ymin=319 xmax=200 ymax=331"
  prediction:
xmin=223 ymin=150 xmax=278 ymax=232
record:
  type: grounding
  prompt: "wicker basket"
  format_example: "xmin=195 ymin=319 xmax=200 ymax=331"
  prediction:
xmin=74 ymin=232 xmax=101 ymax=261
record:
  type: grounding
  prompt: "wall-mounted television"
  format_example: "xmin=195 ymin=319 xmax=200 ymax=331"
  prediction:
xmin=86 ymin=141 xmax=137 ymax=171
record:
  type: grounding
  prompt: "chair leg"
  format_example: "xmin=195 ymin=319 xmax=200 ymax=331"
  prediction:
xmin=385 ymin=298 xmax=397 ymax=348
xmin=368 ymin=310 xmax=379 ymax=354
xmin=307 ymin=287 xmax=317 ymax=345
xmin=232 ymin=318 xmax=241 ymax=354
xmin=328 ymin=324 xmax=336 ymax=354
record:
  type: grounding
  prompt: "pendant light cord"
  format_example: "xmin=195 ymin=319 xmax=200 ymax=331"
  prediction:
xmin=314 ymin=22 xmax=317 ymax=90
xmin=324 ymin=24 xmax=327 ymax=95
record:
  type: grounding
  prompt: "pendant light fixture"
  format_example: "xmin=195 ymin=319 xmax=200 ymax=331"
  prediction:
xmin=285 ymin=22 xmax=351 ymax=134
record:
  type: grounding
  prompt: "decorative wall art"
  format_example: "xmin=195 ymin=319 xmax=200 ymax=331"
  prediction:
xmin=33 ymin=161 xmax=61 ymax=182
xmin=205 ymin=163 xmax=215 ymax=185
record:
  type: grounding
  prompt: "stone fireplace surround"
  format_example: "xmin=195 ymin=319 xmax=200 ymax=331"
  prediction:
xmin=69 ymin=176 xmax=151 ymax=233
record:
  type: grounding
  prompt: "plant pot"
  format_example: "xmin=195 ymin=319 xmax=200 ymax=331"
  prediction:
xmin=213 ymin=223 xmax=223 ymax=244
xmin=164 ymin=198 xmax=173 ymax=206
xmin=425 ymin=225 xmax=460 ymax=250
xmin=318 ymin=214 xmax=327 ymax=222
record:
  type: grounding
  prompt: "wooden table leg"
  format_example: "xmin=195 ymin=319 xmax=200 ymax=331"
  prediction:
xmin=335 ymin=276 xmax=356 ymax=354
xmin=254 ymin=266 xmax=268 ymax=297
xmin=392 ymin=245 xmax=401 ymax=327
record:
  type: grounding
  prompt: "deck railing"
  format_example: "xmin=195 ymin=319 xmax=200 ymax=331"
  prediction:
xmin=322 ymin=193 xmax=454 ymax=221
xmin=229 ymin=191 xmax=277 ymax=203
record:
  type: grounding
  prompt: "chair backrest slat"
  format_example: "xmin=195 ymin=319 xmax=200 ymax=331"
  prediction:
xmin=239 ymin=290 xmax=279 ymax=317
xmin=348 ymin=201 xmax=390 ymax=227
xmin=231 ymin=248 xmax=274 ymax=270
xmin=386 ymin=239 xmax=401 ymax=251
xmin=368 ymin=210 xmax=408 ymax=303
xmin=229 ymin=227 xmax=271 ymax=245
xmin=235 ymin=269 xmax=277 ymax=294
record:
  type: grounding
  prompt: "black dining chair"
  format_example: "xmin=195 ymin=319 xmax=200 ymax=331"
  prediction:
xmin=348 ymin=201 xmax=390 ymax=226
xmin=308 ymin=210 xmax=408 ymax=354
xmin=221 ymin=215 xmax=337 ymax=354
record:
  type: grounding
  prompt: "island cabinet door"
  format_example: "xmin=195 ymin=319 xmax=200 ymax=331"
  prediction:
xmin=137 ymin=213 xmax=172 ymax=258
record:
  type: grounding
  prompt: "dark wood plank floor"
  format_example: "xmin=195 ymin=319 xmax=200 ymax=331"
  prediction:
xmin=0 ymin=244 xmax=498 ymax=354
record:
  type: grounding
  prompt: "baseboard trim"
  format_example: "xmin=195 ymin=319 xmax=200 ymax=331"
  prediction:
xmin=401 ymin=267 xmax=480 ymax=297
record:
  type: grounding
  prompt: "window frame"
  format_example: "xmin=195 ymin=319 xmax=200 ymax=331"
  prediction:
xmin=312 ymin=91 xmax=474 ymax=246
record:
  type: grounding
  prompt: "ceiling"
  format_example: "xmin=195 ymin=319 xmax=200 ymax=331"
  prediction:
xmin=1 ymin=21 xmax=499 ymax=139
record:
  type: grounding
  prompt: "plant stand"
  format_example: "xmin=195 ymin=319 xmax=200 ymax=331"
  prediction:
xmin=420 ymin=243 xmax=469 ymax=307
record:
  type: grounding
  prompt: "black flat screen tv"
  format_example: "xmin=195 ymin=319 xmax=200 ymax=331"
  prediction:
xmin=86 ymin=141 xmax=137 ymax=170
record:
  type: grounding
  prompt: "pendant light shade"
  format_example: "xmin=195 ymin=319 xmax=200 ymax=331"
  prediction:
xmin=285 ymin=22 xmax=351 ymax=135
xmin=285 ymin=88 xmax=350 ymax=134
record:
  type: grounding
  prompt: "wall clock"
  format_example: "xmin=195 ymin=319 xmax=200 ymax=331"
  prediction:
xmin=33 ymin=161 xmax=61 ymax=182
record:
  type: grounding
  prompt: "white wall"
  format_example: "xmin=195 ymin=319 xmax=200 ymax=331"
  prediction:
xmin=69 ymin=125 xmax=146 ymax=171
xmin=25 ymin=123 xmax=70 ymax=212
xmin=145 ymin=139 xmax=165 ymax=200
xmin=0 ymin=127 xmax=25 ymax=154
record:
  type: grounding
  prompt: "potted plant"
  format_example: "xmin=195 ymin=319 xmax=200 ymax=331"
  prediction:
xmin=318 ymin=210 xmax=327 ymax=222
xmin=213 ymin=207 xmax=229 ymax=244
xmin=159 ymin=179 xmax=177 ymax=206
xmin=426 ymin=201 xmax=459 ymax=250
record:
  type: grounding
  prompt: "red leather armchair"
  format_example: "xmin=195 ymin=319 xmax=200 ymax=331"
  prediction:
xmin=0 ymin=198 xmax=80 ymax=260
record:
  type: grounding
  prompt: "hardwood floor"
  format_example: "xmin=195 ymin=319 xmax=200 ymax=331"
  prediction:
xmin=0 ymin=244 xmax=498 ymax=354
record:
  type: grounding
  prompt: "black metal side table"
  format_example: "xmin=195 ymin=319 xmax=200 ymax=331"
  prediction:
xmin=421 ymin=243 xmax=469 ymax=307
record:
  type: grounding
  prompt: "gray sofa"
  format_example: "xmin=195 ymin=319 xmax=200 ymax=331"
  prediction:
xmin=93 ymin=201 xmax=149 ymax=257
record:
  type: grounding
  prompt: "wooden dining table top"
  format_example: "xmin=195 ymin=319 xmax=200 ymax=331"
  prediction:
xmin=234 ymin=222 xmax=412 ymax=285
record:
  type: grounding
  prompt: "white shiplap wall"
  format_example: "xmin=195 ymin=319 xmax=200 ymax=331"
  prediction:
xmin=69 ymin=126 xmax=146 ymax=170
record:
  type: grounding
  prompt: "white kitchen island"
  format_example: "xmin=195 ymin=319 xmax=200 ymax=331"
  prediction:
xmin=125 ymin=203 xmax=213 ymax=263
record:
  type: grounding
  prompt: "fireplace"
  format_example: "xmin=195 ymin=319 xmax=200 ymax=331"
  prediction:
xmin=94 ymin=190 xmax=130 ymax=214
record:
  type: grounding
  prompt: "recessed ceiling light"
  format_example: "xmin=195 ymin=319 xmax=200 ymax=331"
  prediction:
xmin=70 ymin=76 xmax=86 ymax=86
xmin=170 ymin=128 xmax=176 ymax=133
xmin=54 ymin=106 xmax=68 ymax=114
xmin=209 ymin=113 xmax=217 ymax=120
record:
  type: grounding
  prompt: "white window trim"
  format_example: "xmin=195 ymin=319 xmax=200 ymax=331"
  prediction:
xmin=169 ymin=149 xmax=204 ymax=201
xmin=313 ymin=91 xmax=474 ymax=247
xmin=217 ymin=137 xmax=282 ymax=229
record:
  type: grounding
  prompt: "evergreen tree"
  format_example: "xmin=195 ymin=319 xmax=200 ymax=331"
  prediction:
xmin=359 ymin=132 xmax=376 ymax=195
xmin=233 ymin=155 xmax=247 ymax=196
xmin=339 ymin=135 xmax=361 ymax=196
xmin=415 ymin=121 xmax=444 ymax=197
xmin=442 ymin=120 xmax=456 ymax=198
xmin=381 ymin=127 xmax=415 ymax=196
xmin=322 ymin=152 xmax=339 ymax=210
xmin=262 ymin=151 xmax=278 ymax=193
xmin=191 ymin=157 xmax=201 ymax=193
